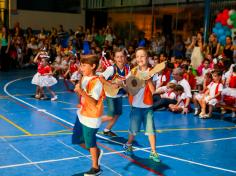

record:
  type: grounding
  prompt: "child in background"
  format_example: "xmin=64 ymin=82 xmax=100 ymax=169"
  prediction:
xmin=182 ymin=64 xmax=196 ymax=90
xmin=31 ymin=51 xmax=45 ymax=99
xmin=52 ymin=50 xmax=63 ymax=76
xmin=153 ymin=70 xmax=166 ymax=90
xmin=196 ymin=59 xmax=211 ymax=86
xmin=72 ymin=55 xmax=104 ymax=176
xmin=100 ymin=48 xmax=130 ymax=137
xmin=168 ymin=84 xmax=186 ymax=113
xmin=193 ymin=72 xmax=213 ymax=115
xmin=222 ymin=65 xmax=236 ymax=117
xmin=153 ymin=82 xmax=177 ymax=110
xmin=39 ymin=58 xmax=58 ymax=101
xmin=64 ymin=56 xmax=81 ymax=85
xmin=70 ymin=56 xmax=81 ymax=85
xmin=199 ymin=70 xmax=223 ymax=118
xmin=123 ymin=47 xmax=160 ymax=162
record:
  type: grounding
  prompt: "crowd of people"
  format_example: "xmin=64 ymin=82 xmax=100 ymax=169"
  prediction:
xmin=0 ymin=22 xmax=235 ymax=116
xmin=1 ymin=22 xmax=236 ymax=175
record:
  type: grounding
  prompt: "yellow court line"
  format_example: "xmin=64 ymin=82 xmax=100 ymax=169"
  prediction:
xmin=48 ymin=129 xmax=71 ymax=134
xmin=0 ymin=132 xmax=72 ymax=139
xmin=1 ymin=126 xmax=235 ymax=139
xmin=56 ymin=101 xmax=77 ymax=106
xmin=98 ymin=126 xmax=236 ymax=134
xmin=0 ymin=114 xmax=32 ymax=136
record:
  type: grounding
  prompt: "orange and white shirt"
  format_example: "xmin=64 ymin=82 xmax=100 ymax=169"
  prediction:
xmin=77 ymin=76 xmax=104 ymax=128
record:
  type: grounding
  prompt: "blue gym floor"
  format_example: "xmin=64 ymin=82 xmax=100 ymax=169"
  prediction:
xmin=0 ymin=69 xmax=236 ymax=176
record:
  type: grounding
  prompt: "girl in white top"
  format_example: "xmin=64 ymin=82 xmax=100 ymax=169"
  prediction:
xmin=169 ymin=85 xmax=186 ymax=113
xmin=153 ymin=70 xmax=166 ymax=90
xmin=199 ymin=70 xmax=223 ymax=118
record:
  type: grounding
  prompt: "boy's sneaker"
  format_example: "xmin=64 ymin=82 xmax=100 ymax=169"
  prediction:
xmin=84 ymin=167 xmax=101 ymax=176
xmin=123 ymin=143 xmax=133 ymax=156
xmin=102 ymin=130 xmax=117 ymax=137
xmin=51 ymin=95 xmax=58 ymax=101
xmin=98 ymin=149 xmax=103 ymax=166
xmin=199 ymin=112 xmax=206 ymax=119
xmin=149 ymin=151 xmax=161 ymax=162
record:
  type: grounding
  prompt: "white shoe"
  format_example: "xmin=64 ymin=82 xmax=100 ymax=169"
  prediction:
xmin=51 ymin=95 xmax=58 ymax=101
xmin=194 ymin=109 xmax=199 ymax=116
xmin=199 ymin=112 xmax=206 ymax=119
xmin=231 ymin=112 xmax=235 ymax=118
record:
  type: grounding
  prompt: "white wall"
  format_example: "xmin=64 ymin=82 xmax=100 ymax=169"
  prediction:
xmin=10 ymin=0 xmax=85 ymax=31
xmin=11 ymin=10 xmax=85 ymax=31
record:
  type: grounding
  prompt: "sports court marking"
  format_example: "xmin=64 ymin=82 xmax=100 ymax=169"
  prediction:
xmin=104 ymin=126 xmax=236 ymax=133
xmin=1 ymin=138 xmax=43 ymax=171
xmin=0 ymin=114 xmax=32 ymax=135
xmin=3 ymin=76 xmax=236 ymax=174
xmin=57 ymin=139 xmax=122 ymax=175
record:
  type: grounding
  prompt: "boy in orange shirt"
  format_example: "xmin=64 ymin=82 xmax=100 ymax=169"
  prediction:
xmin=72 ymin=55 xmax=104 ymax=176
xmin=123 ymin=47 xmax=160 ymax=162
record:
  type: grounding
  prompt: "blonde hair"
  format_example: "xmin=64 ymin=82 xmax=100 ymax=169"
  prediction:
xmin=166 ymin=82 xmax=176 ymax=89
xmin=135 ymin=47 xmax=148 ymax=56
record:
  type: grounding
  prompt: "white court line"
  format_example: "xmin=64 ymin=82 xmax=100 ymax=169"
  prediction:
xmin=0 ymin=147 xmax=137 ymax=169
xmin=97 ymin=135 xmax=236 ymax=174
xmin=57 ymin=140 xmax=122 ymax=176
xmin=0 ymin=156 xmax=85 ymax=169
xmin=1 ymin=138 xmax=43 ymax=171
xmin=4 ymin=76 xmax=236 ymax=174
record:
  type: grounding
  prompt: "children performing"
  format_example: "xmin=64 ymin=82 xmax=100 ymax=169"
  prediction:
xmin=123 ymin=47 xmax=160 ymax=162
xmin=72 ymin=55 xmax=104 ymax=176
xmin=100 ymin=48 xmax=130 ymax=137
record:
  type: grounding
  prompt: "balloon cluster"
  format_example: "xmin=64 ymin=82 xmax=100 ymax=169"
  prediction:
xmin=212 ymin=9 xmax=235 ymax=45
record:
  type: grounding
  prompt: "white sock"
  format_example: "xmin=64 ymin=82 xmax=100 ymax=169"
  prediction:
xmin=104 ymin=128 xmax=110 ymax=132
xmin=126 ymin=143 xmax=132 ymax=146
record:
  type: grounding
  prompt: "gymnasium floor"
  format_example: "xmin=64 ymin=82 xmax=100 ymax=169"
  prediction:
xmin=0 ymin=69 xmax=236 ymax=176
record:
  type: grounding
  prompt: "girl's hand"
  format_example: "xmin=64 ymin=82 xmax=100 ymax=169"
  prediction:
xmin=5 ymin=49 xmax=9 ymax=54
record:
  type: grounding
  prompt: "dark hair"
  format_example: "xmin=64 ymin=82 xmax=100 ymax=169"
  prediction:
xmin=80 ymin=54 xmax=100 ymax=71
xmin=233 ymin=65 xmax=236 ymax=73
xmin=159 ymin=52 xmax=167 ymax=58
xmin=211 ymin=70 xmax=222 ymax=76
xmin=203 ymin=58 xmax=210 ymax=64
xmin=205 ymin=72 xmax=212 ymax=79
xmin=226 ymin=35 xmax=232 ymax=40
xmin=180 ymin=64 xmax=189 ymax=71
xmin=174 ymin=84 xmax=184 ymax=92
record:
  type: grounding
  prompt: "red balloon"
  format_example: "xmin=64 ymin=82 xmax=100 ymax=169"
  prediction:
xmin=223 ymin=9 xmax=229 ymax=14
xmin=222 ymin=21 xmax=227 ymax=25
